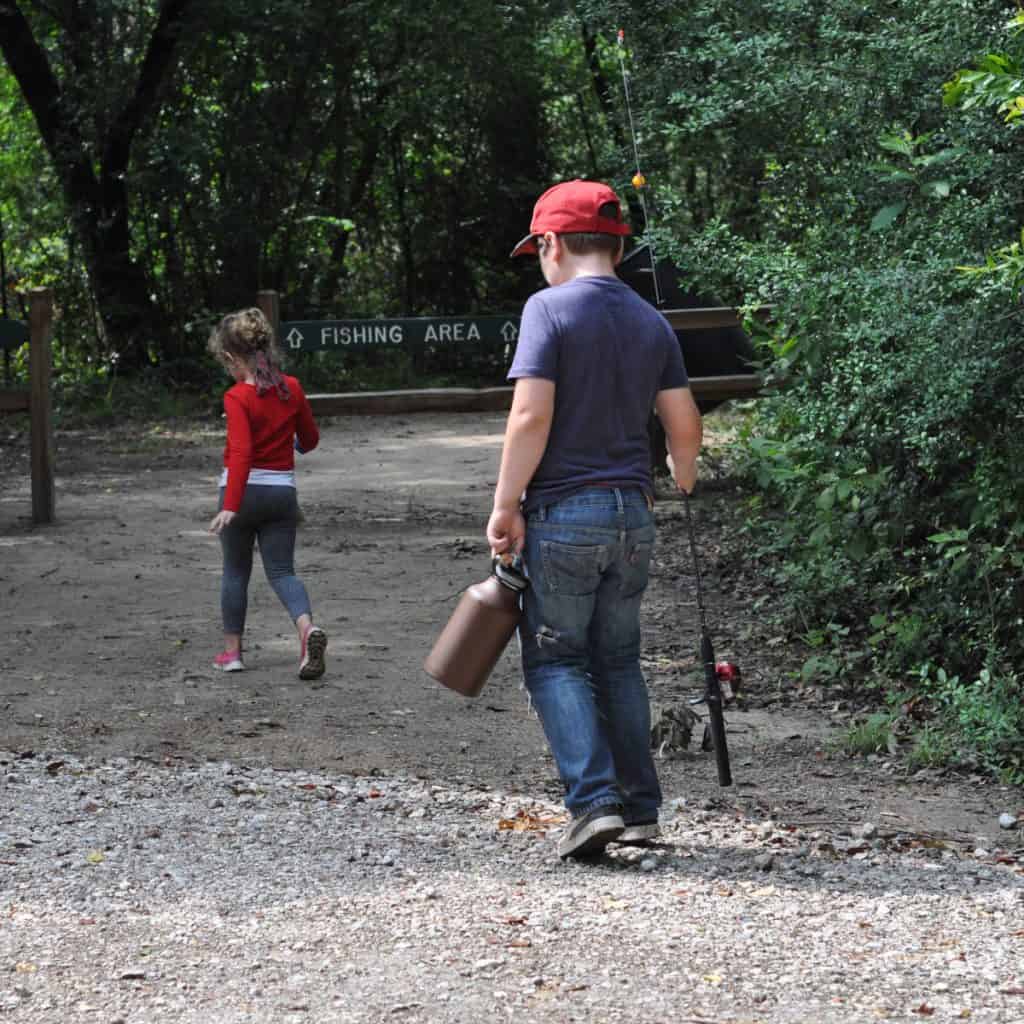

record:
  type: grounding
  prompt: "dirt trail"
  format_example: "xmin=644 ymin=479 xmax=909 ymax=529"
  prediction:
xmin=0 ymin=412 xmax=1019 ymax=847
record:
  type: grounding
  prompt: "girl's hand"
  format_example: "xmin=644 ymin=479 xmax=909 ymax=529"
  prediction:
xmin=208 ymin=510 xmax=236 ymax=534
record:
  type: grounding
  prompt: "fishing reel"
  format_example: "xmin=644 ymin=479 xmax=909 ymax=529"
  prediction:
xmin=689 ymin=661 xmax=742 ymax=708
xmin=689 ymin=661 xmax=742 ymax=755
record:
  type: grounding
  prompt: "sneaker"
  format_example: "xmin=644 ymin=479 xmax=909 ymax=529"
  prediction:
xmin=557 ymin=804 xmax=625 ymax=860
xmin=616 ymin=821 xmax=660 ymax=846
xmin=299 ymin=625 xmax=327 ymax=680
xmin=213 ymin=650 xmax=244 ymax=672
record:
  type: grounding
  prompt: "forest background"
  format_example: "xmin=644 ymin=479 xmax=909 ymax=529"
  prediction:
xmin=1 ymin=0 xmax=1023 ymax=781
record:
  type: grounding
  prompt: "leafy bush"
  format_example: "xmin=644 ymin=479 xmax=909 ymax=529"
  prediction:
xmin=642 ymin=3 xmax=1024 ymax=779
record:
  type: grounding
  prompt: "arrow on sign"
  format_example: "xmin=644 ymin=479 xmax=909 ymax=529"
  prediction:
xmin=286 ymin=328 xmax=304 ymax=350
xmin=501 ymin=321 xmax=518 ymax=343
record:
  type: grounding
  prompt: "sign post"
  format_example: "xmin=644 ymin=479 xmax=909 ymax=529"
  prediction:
xmin=257 ymin=290 xmax=280 ymax=338
xmin=29 ymin=289 xmax=54 ymax=524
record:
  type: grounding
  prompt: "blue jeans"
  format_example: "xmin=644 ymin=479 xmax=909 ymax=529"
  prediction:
xmin=520 ymin=487 xmax=661 ymax=823
xmin=218 ymin=485 xmax=312 ymax=634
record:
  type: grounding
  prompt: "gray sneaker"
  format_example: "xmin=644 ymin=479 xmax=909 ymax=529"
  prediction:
xmin=299 ymin=626 xmax=327 ymax=680
xmin=558 ymin=804 xmax=625 ymax=860
xmin=616 ymin=821 xmax=660 ymax=846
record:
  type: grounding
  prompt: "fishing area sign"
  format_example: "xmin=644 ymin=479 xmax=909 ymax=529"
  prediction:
xmin=279 ymin=316 xmax=520 ymax=352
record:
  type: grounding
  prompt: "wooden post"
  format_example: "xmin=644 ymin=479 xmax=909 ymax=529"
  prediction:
xmin=257 ymin=290 xmax=280 ymax=338
xmin=29 ymin=288 xmax=54 ymax=524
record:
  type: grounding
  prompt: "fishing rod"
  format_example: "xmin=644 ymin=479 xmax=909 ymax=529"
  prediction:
xmin=615 ymin=27 xmax=663 ymax=307
xmin=683 ymin=493 xmax=733 ymax=787
xmin=616 ymin=27 xmax=732 ymax=785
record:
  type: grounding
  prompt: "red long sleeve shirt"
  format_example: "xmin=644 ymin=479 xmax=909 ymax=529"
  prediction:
xmin=221 ymin=376 xmax=319 ymax=512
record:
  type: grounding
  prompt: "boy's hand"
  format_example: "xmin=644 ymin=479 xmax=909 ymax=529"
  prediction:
xmin=666 ymin=453 xmax=698 ymax=494
xmin=208 ymin=510 xmax=236 ymax=534
xmin=487 ymin=507 xmax=526 ymax=555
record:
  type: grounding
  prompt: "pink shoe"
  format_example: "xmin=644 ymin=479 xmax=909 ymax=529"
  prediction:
xmin=213 ymin=649 xmax=244 ymax=672
xmin=299 ymin=625 xmax=327 ymax=680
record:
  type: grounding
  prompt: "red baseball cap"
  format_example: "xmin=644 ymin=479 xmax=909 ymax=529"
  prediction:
xmin=510 ymin=179 xmax=631 ymax=257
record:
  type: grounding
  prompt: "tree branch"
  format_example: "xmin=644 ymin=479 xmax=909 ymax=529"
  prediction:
xmin=0 ymin=1 xmax=99 ymax=208
xmin=0 ymin=2 xmax=65 ymax=156
xmin=102 ymin=0 xmax=196 ymax=175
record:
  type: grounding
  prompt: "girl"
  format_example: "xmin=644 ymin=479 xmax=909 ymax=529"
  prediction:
xmin=207 ymin=308 xmax=327 ymax=680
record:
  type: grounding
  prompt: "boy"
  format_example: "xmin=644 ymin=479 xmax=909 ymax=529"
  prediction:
xmin=487 ymin=179 xmax=702 ymax=860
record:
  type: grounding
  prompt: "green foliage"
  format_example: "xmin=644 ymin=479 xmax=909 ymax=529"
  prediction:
xmin=1 ymin=0 xmax=552 ymax=377
xmin=3 ymin=1 xmax=1024 ymax=778
xmin=838 ymin=713 xmax=894 ymax=758
xmin=54 ymin=372 xmax=214 ymax=427
xmin=583 ymin=0 xmax=1024 ymax=779
xmin=914 ymin=665 xmax=1024 ymax=784
xmin=943 ymin=11 xmax=1024 ymax=123
xmin=905 ymin=725 xmax=954 ymax=772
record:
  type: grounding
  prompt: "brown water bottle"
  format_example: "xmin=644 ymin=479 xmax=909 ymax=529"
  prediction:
xmin=424 ymin=556 xmax=529 ymax=698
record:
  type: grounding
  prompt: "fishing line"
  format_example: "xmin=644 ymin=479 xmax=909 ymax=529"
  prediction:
xmin=682 ymin=492 xmax=709 ymax=636
xmin=616 ymin=28 xmax=663 ymax=306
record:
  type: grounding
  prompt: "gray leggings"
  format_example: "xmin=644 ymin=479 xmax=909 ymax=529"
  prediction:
xmin=218 ymin=485 xmax=312 ymax=635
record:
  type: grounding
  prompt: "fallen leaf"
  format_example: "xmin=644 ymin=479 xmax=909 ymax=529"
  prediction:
xmin=702 ymin=974 xmax=723 ymax=986
xmin=15 ymin=963 xmax=36 ymax=974
xmin=913 ymin=1003 xmax=936 ymax=1016
xmin=86 ymin=850 xmax=105 ymax=864
xmin=505 ymin=916 xmax=527 ymax=926
xmin=497 ymin=810 xmax=566 ymax=833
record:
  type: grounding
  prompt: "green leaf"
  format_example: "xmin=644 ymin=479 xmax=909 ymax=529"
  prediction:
xmin=870 ymin=202 xmax=906 ymax=231
xmin=808 ymin=523 xmax=831 ymax=547
xmin=878 ymin=132 xmax=914 ymax=157
xmin=880 ymin=169 xmax=916 ymax=184
xmin=918 ymin=148 xmax=964 ymax=168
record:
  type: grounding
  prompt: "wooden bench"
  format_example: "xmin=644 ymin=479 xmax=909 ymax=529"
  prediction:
xmin=305 ymin=373 xmax=764 ymax=417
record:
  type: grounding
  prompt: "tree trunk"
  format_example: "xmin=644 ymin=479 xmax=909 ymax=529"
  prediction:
xmin=0 ymin=0 xmax=196 ymax=369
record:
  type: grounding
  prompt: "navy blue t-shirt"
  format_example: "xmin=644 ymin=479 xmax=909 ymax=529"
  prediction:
xmin=508 ymin=275 xmax=689 ymax=511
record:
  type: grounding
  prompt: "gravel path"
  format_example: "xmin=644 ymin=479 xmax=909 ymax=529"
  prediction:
xmin=3 ymin=750 xmax=1023 ymax=1023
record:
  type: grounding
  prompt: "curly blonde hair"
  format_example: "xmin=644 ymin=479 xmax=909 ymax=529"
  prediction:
xmin=208 ymin=308 xmax=290 ymax=399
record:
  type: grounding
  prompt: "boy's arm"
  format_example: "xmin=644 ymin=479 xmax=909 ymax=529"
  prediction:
xmin=486 ymin=377 xmax=555 ymax=554
xmin=655 ymin=386 xmax=702 ymax=493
